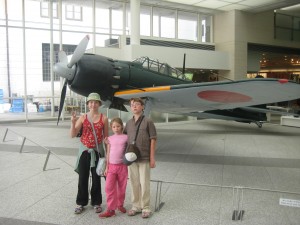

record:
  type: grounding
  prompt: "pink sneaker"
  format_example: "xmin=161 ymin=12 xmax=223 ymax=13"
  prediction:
xmin=118 ymin=206 xmax=126 ymax=213
xmin=99 ymin=210 xmax=116 ymax=218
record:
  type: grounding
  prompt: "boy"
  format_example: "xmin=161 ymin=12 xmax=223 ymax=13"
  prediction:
xmin=123 ymin=98 xmax=157 ymax=219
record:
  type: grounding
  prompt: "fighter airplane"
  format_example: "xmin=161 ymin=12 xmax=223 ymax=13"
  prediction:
xmin=54 ymin=35 xmax=300 ymax=127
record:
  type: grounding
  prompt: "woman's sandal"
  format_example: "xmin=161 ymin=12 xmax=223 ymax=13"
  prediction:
xmin=94 ymin=205 xmax=102 ymax=213
xmin=74 ymin=205 xmax=83 ymax=214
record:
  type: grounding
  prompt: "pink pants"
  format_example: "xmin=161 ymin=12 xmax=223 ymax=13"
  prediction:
xmin=105 ymin=163 xmax=128 ymax=210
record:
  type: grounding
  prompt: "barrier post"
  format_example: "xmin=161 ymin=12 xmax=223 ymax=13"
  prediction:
xmin=19 ymin=137 xmax=26 ymax=153
xmin=154 ymin=180 xmax=164 ymax=212
xmin=2 ymin=128 xmax=8 ymax=142
xmin=232 ymin=186 xmax=245 ymax=221
xmin=43 ymin=150 xmax=51 ymax=171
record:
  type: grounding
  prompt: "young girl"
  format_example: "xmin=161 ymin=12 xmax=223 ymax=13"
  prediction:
xmin=99 ymin=118 xmax=128 ymax=218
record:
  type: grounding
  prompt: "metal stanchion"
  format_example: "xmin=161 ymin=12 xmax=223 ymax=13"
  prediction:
xmin=19 ymin=137 xmax=26 ymax=153
xmin=2 ymin=128 xmax=74 ymax=171
xmin=154 ymin=180 xmax=164 ymax=212
xmin=43 ymin=150 xmax=51 ymax=171
xmin=232 ymin=186 xmax=245 ymax=221
xmin=2 ymin=128 xmax=8 ymax=142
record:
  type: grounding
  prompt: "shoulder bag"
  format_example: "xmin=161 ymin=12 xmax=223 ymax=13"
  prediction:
xmin=123 ymin=115 xmax=144 ymax=165
xmin=87 ymin=113 xmax=106 ymax=176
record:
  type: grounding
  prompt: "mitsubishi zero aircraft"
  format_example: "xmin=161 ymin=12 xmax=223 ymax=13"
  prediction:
xmin=54 ymin=35 xmax=300 ymax=128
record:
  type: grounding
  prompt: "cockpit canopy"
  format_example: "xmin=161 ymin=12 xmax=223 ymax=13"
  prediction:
xmin=133 ymin=56 xmax=188 ymax=81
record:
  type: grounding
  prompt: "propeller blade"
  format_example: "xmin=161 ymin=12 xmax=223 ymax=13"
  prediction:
xmin=58 ymin=51 xmax=68 ymax=64
xmin=57 ymin=79 xmax=68 ymax=125
xmin=68 ymin=35 xmax=90 ymax=68
xmin=53 ymin=62 xmax=75 ymax=80
xmin=182 ymin=53 xmax=186 ymax=75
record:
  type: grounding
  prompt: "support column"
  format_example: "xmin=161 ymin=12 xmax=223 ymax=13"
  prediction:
xmin=22 ymin=0 xmax=28 ymax=123
xmin=214 ymin=10 xmax=248 ymax=80
xmin=130 ymin=0 xmax=140 ymax=45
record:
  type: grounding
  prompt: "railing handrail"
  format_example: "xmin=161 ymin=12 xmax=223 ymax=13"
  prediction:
xmin=2 ymin=128 xmax=74 ymax=170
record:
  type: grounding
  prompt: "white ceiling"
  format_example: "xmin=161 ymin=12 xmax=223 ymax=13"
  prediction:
xmin=142 ymin=0 xmax=300 ymax=15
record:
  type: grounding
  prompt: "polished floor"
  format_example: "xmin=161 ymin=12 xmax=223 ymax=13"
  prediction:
xmin=1 ymin=116 xmax=300 ymax=225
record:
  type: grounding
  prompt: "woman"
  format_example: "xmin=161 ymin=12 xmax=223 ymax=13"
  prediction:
xmin=70 ymin=92 xmax=108 ymax=214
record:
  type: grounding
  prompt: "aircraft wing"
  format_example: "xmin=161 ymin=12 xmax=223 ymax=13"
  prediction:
xmin=53 ymin=36 xmax=299 ymax=127
xmin=114 ymin=78 xmax=300 ymax=115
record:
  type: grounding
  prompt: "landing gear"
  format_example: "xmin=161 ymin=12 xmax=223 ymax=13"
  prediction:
xmin=143 ymin=97 xmax=153 ymax=117
xmin=254 ymin=121 xmax=262 ymax=128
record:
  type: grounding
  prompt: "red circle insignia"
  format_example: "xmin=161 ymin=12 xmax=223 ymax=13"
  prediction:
xmin=198 ymin=90 xmax=252 ymax=103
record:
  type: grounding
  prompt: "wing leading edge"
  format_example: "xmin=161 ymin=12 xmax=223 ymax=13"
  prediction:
xmin=115 ymin=78 xmax=300 ymax=115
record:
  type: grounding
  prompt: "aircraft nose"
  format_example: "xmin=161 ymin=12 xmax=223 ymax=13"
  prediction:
xmin=54 ymin=62 xmax=75 ymax=80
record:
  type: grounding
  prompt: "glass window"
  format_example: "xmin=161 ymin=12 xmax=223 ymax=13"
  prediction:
xmin=178 ymin=11 xmax=198 ymax=41
xmin=126 ymin=4 xmax=212 ymax=43
xmin=293 ymin=17 xmax=300 ymax=30
xmin=66 ymin=5 xmax=82 ymax=21
xmin=112 ymin=6 xmax=123 ymax=35
xmin=96 ymin=7 xmax=110 ymax=34
xmin=153 ymin=7 xmax=175 ymax=38
xmin=41 ymin=2 xmax=48 ymax=17
xmin=294 ymin=30 xmax=300 ymax=42
xmin=133 ymin=57 xmax=188 ymax=80
xmin=0 ymin=0 xmax=5 ymax=25
xmin=274 ymin=12 xmax=300 ymax=42
xmin=0 ymin=27 xmax=7 ymax=97
xmin=7 ymin=28 xmax=24 ymax=96
xmin=140 ymin=5 xmax=151 ymax=36
xmin=6 ymin=0 xmax=22 ymax=27
xmin=22 ymin=1 xmax=58 ymax=29
xmin=96 ymin=1 xmax=124 ymax=35
xmin=62 ymin=2 xmax=92 ymax=33
xmin=40 ymin=2 xmax=58 ymax=18
xmin=276 ymin=13 xmax=293 ymax=28
xmin=275 ymin=27 xmax=292 ymax=41
xmin=126 ymin=3 xmax=131 ymax=35
xmin=201 ymin=15 xmax=212 ymax=43
xmin=148 ymin=58 xmax=159 ymax=72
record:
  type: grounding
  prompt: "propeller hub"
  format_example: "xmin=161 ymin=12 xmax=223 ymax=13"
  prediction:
xmin=54 ymin=62 xmax=75 ymax=80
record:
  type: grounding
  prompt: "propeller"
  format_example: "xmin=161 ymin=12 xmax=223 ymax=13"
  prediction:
xmin=54 ymin=35 xmax=90 ymax=125
xmin=68 ymin=35 xmax=90 ymax=67
xmin=182 ymin=53 xmax=186 ymax=75
xmin=57 ymin=80 xmax=67 ymax=125
xmin=54 ymin=35 xmax=89 ymax=80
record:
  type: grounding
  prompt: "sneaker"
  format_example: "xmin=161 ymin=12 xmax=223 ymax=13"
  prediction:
xmin=99 ymin=210 xmax=116 ymax=218
xmin=118 ymin=206 xmax=126 ymax=213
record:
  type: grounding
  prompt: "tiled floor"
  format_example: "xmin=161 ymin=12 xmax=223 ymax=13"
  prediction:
xmin=1 ymin=117 xmax=300 ymax=225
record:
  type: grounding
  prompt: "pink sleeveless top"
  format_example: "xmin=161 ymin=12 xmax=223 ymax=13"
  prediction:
xmin=80 ymin=114 xmax=104 ymax=148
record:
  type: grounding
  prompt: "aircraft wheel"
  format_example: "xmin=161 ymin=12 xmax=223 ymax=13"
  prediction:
xmin=254 ymin=121 xmax=262 ymax=128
